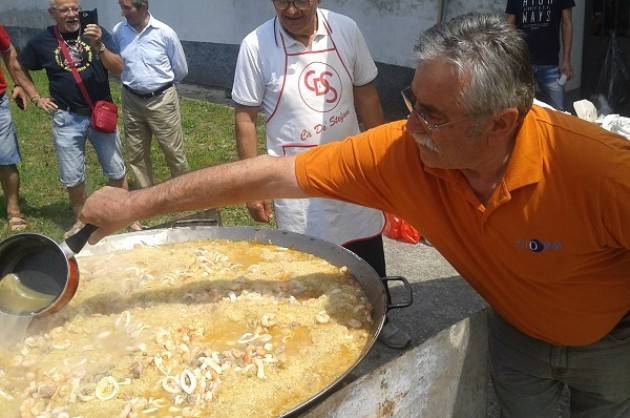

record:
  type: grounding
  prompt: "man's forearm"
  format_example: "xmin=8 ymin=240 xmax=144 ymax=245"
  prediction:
xmin=235 ymin=108 xmax=260 ymax=159
xmin=133 ymin=155 xmax=304 ymax=220
xmin=354 ymin=83 xmax=384 ymax=129
xmin=561 ymin=10 xmax=573 ymax=63
xmin=99 ymin=47 xmax=123 ymax=76
xmin=5 ymin=46 xmax=40 ymax=99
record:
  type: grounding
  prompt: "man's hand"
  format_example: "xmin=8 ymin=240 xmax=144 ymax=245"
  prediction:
xmin=11 ymin=85 xmax=28 ymax=110
xmin=79 ymin=186 xmax=139 ymax=244
xmin=246 ymin=200 xmax=273 ymax=223
xmin=560 ymin=59 xmax=573 ymax=81
xmin=33 ymin=96 xmax=58 ymax=114
xmin=82 ymin=24 xmax=103 ymax=49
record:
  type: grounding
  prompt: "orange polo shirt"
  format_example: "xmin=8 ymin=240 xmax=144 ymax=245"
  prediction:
xmin=295 ymin=105 xmax=630 ymax=346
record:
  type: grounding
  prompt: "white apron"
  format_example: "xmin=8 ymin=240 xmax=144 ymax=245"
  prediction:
xmin=265 ymin=17 xmax=384 ymax=245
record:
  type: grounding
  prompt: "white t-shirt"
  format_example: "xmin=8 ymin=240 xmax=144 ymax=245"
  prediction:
xmin=232 ymin=8 xmax=378 ymax=117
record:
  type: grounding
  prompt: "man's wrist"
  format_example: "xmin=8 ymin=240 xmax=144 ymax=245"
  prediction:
xmin=31 ymin=95 xmax=41 ymax=104
xmin=97 ymin=43 xmax=106 ymax=54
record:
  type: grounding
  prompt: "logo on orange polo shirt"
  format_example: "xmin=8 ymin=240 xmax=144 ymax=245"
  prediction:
xmin=516 ymin=239 xmax=563 ymax=253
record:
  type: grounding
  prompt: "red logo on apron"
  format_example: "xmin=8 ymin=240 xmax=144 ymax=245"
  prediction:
xmin=298 ymin=62 xmax=342 ymax=113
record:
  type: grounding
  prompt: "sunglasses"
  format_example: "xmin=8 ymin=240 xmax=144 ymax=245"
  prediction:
xmin=401 ymin=86 xmax=469 ymax=133
xmin=272 ymin=0 xmax=313 ymax=10
xmin=51 ymin=6 xmax=81 ymax=15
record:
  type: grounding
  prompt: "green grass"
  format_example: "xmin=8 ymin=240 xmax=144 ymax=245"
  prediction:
xmin=0 ymin=71 xmax=269 ymax=241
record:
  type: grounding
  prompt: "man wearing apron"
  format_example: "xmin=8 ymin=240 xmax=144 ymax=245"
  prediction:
xmin=232 ymin=0 xmax=410 ymax=349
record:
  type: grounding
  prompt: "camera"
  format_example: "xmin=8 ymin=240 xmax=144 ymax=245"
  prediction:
xmin=79 ymin=9 xmax=99 ymax=32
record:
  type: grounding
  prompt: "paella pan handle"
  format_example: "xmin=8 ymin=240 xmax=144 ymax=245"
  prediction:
xmin=382 ymin=276 xmax=413 ymax=310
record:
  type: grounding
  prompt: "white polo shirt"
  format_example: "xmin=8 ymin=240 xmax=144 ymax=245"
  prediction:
xmin=232 ymin=8 xmax=378 ymax=116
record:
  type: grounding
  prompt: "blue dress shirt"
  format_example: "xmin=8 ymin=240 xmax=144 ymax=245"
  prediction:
xmin=113 ymin=14 xmax=188 ymax=94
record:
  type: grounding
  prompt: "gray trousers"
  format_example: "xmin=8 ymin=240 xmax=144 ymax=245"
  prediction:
xmin=122 ymin=86 xmax=189 ymax=188
xmin=488 ymin=310 xmax=630 ymax=418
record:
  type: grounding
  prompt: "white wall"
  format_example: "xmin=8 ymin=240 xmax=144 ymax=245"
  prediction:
xmin=0 ymin=0 xmax=584 ymax=87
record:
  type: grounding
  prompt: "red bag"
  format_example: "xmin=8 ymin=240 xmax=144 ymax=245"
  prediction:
xmin=91 ymin=100 xmax=118 ymax=133
xmin=383 ymin=213 xmax=421 ymax=244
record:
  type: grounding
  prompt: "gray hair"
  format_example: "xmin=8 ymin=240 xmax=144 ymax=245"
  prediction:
xmin=131 ymin=0 xmax=149 ymax=9
xmin=130 ymin=0 xmax=148 ymax=9
xmin=415 ymin=14 xmax=534 ymax=118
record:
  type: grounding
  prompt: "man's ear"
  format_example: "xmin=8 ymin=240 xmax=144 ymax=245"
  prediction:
xmin=487 ymin=107 xmax=520 ymax=141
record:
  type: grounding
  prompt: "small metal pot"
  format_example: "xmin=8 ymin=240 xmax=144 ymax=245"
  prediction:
xmin=0 ymin=224 xmax=96 ymax=316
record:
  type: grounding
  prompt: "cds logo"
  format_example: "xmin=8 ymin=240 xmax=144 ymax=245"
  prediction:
xmin=299 ymin=62 xmax=342 ymax=113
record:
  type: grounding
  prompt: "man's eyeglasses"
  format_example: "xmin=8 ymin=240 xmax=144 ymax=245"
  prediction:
xmin=401 ymin=86 xmax=469 ymax=133
xmin=51 ymin=6 xmax=81 ymax=15
xmin=272 ymin=0 xmax=313 ymax=10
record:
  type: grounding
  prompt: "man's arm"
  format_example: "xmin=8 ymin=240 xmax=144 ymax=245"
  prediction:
xmin=1 ymin=44 xmax=39 ymax=109
xmin=235 ymin=105 xmax=274 ymax=222
xmin=83 ymin=24 xmax=123 ymax=76
xmin=506 ymin=14 xmax=516 ymax=25
xmin=167 ymin=31 xmax=188 ymax=82
xmin=80 ymin=154 xmax=306 ymax=242
xmin=353 ymin=82 xmax=384 ymax=129
xmin=560 ymin=8 xmax=573 ymax=80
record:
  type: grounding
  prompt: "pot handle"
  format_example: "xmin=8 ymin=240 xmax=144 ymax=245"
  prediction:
xmin=64 ymin=224 xmax=98 ymax=255
xmin=382 ymin=276 xmax=413 ymax=310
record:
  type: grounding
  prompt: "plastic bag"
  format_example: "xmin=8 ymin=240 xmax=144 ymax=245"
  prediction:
xmin=594 ymin=33 xmax=630 ymax=114
xmin=383 ymin=213 xmax=420 ymax=244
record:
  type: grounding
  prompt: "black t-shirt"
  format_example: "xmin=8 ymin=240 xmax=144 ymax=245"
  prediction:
xmin=19 ymin=26 xmax=119 ymax=110
xmin=506 ymin=0 xmax=575 ymax=65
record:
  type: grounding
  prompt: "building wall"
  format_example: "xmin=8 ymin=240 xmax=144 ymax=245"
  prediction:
xmin=0 ymin=0 xmax=584 ymax=118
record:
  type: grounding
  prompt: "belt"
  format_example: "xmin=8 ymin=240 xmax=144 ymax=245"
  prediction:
xmin=123 ymin=82 xmax=173 ymax=99
xmin=61 ymin=105 xmax=92 ymax=116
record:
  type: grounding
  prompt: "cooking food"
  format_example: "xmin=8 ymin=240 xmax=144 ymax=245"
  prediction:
xmin=0 ymin=239 xmax=374 ymax=418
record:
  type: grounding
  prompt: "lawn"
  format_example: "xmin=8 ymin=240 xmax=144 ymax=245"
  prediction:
xmin=0 ymin=71 xmax=269 ymax=241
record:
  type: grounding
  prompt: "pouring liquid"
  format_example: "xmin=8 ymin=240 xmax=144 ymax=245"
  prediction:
xmin=0 ymin=273 xmax=57 ymax=315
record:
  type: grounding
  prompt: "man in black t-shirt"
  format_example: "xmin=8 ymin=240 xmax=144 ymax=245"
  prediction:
xmin=19 ymin=0 xmax=137 ymax=237
xmin=506 ymin=0 xmax=575 ymax=110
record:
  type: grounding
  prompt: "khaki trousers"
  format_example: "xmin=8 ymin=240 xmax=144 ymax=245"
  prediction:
xmin=488 ymin=310 xmax=630 ymax=418
xmin=122 ymin=86 xmax=189 ymax=188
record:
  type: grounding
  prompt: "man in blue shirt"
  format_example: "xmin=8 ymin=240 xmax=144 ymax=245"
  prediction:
xmin=113 ymin=0 xmax=189 ymax=189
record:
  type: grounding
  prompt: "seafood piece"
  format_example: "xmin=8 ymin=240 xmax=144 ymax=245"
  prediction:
xmin=348 ymin=319 xmax=363 ymax=329
xmin=115 ymin=311 xmax=132 ymax=328
xmin=0 ymin=388 xmax=13 ymax=401
xmin=255 ymin=359 xmax=266 ymax=380
xmin=315 ymin=311 xmax=330 ymax=324
xmin=37 ymin=383 xmax=57 ymax=399
xmin=95 ymin=376 xmax=119 ymax=401
xmin=180 ymin=369 xmax=197 ymax=395
xmin=261 ymin=313 xmax=277 ymax=328
xmin=129 ymin=361 xmax=145 ymax=379
xmin=200 ymin=357 xmax=223 ymax=375
xmin=237 ymin=333 xmax=258 ymax=345
xmin=161 ymin=376 xmax=180 ymax=394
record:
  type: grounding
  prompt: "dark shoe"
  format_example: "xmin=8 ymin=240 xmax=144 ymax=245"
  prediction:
xmin=378 ymin=319 xmax=411 ymax=349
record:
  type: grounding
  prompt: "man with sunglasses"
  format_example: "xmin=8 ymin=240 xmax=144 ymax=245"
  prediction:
xmin=82 ymin=14 xmax=630 ymax=417
xmin=19 ymin=0 xmax=134 ymax=238
xmin=231 ymin=1 xmax=411 ymax=349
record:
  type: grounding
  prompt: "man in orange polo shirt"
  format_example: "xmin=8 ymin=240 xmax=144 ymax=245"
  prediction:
xmin=80 ymin=14 xmax=630 ymax=417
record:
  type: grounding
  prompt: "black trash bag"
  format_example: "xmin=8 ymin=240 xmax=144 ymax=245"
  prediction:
xmin=594 ymin=33 xmax=630 ymax=114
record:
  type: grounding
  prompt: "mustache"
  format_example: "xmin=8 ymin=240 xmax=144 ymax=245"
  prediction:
xmin=411 ymin=132 xmax=439 ymax=153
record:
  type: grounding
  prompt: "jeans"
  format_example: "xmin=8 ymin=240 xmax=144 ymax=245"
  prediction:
xmin=532 ymin=65 xmax=566 ymax=111
xmin=0 ymin=95 xmax=20 ymax=165
xmin=488 ymin=310 xmax=630 ymax=418
xmin=51 ymin=109 xmax=126 ymax=187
